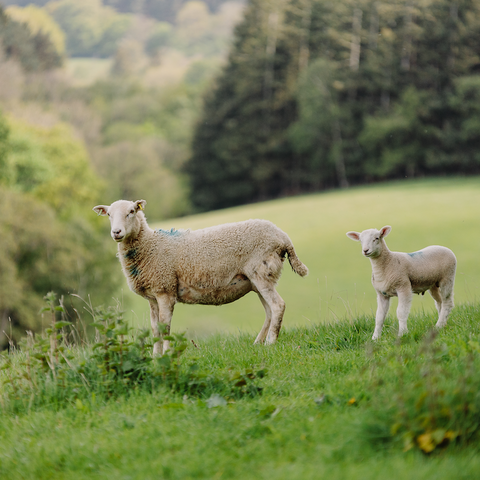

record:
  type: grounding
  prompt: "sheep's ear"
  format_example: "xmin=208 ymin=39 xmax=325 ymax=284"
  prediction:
xmin=379 ymin=225 xmax=392 ymax=238
xmin=346 ymin=231 xmax=361 ymax=242
xmin=93 ymin=205 xmax=109 ymax=216
xmin=134 ymin=200 xmax=147 ymax=212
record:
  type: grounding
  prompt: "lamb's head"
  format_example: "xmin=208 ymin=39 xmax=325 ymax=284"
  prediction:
xmin=346 ymin=225 xmax=391 ymax=258
xmin=93 ymin=199 xmax=147 ymax=243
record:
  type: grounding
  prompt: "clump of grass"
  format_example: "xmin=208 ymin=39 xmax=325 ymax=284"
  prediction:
xmin=0 ymin=292 xmax=266 ymax=414
xmin=361 ymin=328 xmax=480 ymax=454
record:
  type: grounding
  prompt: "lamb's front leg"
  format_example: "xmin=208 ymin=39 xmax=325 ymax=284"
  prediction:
xmin=396 ymin=288 xmax=413 ymax=337
xmin=373 ymin=292 xmax=390 ymax=340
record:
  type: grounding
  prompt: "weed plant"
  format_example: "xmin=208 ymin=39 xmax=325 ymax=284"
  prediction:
xmin=0 ymin=293 xmax=265 ymax=415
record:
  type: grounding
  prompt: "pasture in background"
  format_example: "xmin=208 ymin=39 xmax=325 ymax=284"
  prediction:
xmin=121 ymin=177 xmax=480 ymax=338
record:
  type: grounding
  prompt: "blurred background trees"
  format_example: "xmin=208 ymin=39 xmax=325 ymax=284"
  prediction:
xmin=2 ymin=0 xmax=480 ymax=344
xmin=186 ymin=0 xmax=480 ymax=210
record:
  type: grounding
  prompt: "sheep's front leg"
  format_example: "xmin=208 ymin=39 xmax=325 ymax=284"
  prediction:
xmin=396 ymin=288 xmax=413 ymax=337
xmin=373 ymin=292 xmax=390 ymax=340
xmin=149 ymin=295 xmax=175 ymax=355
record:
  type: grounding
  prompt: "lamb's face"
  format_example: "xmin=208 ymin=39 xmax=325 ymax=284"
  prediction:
xmin=93 ymin=199 xmax=147 ymax=243
xmin=346 ymin=226 xmax=391 ymax=258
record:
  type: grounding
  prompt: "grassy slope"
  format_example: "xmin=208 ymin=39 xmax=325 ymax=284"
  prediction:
xmin=3 ymin=177 xmax=480 ymax=478
xmin=2 ymin=305 xmax=480 ymax=478
xmin=122 ymin=177 xmax=480 ymax=338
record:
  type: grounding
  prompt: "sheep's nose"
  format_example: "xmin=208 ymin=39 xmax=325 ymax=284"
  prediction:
xmin=363 ymin=249 xmax=369 ymax=255
xmin=113 ymin=229 xmax=121 ymax=235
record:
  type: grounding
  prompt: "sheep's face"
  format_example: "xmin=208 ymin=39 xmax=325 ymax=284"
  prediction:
xmin=346 ymin=226 xmax=391 ymax=258
xmin=93 ymin=200 xmax=147 ymax=243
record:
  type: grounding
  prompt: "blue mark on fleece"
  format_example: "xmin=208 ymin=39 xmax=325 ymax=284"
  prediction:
xmin=157 ymin=227 xmax=183 ymax=237
xmin=124 ymin=248 xmax=137 ymax=259
xmin=408 ymin=251 xmax=423 ymax=258
xmin=129 ymin=264 xmax=141 ymax=278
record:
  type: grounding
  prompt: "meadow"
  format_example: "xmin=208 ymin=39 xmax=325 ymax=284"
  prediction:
xmin=124 ymin=177 xmax=480 ymax=338
xmin=2 ymin=177 xmax=480 ymax=479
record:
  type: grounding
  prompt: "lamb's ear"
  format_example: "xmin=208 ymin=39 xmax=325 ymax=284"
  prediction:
xmin=379 ymin=225 xmax=392 ymax=238
xmin=93 ymin=205 xmax=109 ymax=216
xmin=346 ymin=231 xmax=361 ymax=242
xmin=134 ymin=200 xmax=147 ymax=212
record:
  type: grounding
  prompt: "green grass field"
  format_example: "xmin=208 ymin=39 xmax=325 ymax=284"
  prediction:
xmin=3 ymin=177 xmax=480 ymax=478
xmin=2 ymin=304 xmax=480 ymax=478
xmin=121 ymin=177 xmax=480 ymax=339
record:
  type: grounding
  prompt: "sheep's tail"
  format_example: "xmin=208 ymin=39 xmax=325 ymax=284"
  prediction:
xmin=286 ymin=245 xmax=309 ymax=277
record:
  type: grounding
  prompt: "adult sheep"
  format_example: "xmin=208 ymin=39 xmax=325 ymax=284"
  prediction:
xmin=346 ymin=225 xmax=456 ymax=340
xmin=93 ymin=199 xmax=308 ymax=354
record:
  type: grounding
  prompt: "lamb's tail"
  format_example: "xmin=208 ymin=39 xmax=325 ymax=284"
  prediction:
xmin=286 ymin=245 xmax=309 ymax=277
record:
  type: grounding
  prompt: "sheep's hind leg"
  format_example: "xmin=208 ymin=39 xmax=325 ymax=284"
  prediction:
xmin=254 ymin=294 xmax=272 ymax=344
xmin=251 ymin=277 xmax=285 ymax=345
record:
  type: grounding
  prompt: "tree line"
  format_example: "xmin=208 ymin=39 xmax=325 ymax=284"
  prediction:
xmin=186 ymin=0 xmax=480 ymax=211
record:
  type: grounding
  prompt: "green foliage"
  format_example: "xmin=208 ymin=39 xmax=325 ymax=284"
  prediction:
xmin=3 ymin=115 xmax=102 ymax=217
xmin=0 ymin=4 xmax=63 ymax=71
xmin=0 ymin=294 xmax=266 ymax=413
xmin=46 ymin=0 xmax=131 ymax=58
xmin=6 ymin=4 xmax=66 ymax=55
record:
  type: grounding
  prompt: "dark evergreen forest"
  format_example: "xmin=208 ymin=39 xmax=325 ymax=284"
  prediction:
xmin=186 ymin=0 xmax=480 ymax=211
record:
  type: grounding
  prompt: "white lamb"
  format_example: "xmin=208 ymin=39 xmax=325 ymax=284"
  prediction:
xmin=346 ymin=226 xmax=456 ymax=339
xmin=93 ymin=199 xmax=308 ymax=354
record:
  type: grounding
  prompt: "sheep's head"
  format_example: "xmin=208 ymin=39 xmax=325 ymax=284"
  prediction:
xmin=346 ymin=226 xmax=391 ymax=258
xmin=93 ymin=200 xmax=147 ymax=243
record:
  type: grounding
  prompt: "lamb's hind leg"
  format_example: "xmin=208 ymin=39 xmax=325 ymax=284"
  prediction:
xmin=254 ymin=294 xmax=272 ymax=344
xmin=436 ymin=280 xmax=455 ymax=329
xmin=396 ymin=288 xmax=413 ymax=337
xmin=429 ymin=285 xmax=442 ymax=316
